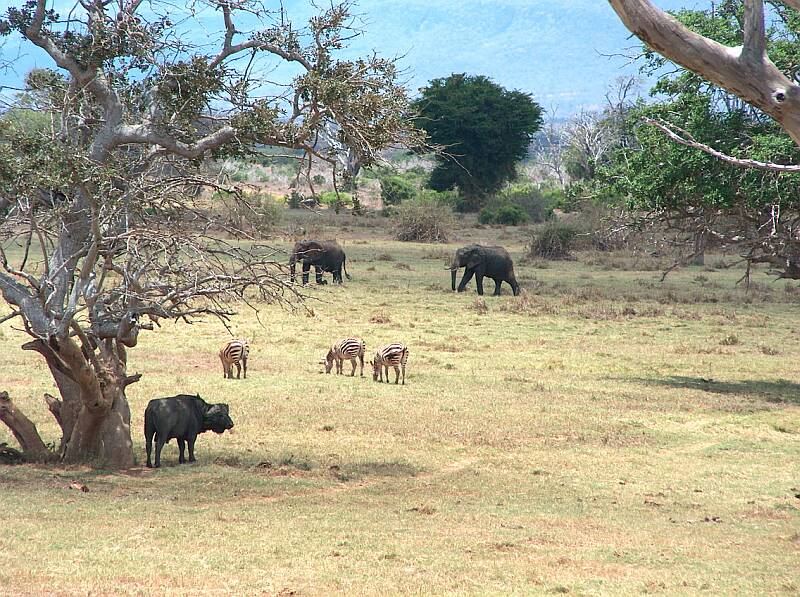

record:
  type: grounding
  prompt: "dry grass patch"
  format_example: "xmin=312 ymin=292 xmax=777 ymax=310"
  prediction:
xmin=1 ymin=228 xmax=799 ymax=595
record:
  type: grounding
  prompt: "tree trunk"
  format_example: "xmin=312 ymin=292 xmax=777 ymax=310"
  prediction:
xmin=63 ymin=382 xmax=134 ymax=469
xmin=21 ymin=337 xmax=136 ymax=468
xmin=0 ymin=392 xmax=57 ymax=462
xmin=690 ymin=230 xmax=707 ymax=266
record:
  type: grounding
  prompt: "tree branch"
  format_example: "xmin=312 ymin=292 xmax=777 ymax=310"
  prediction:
xmin=642 ymin=117 xmax=800 ymax=172
xmin=0 ymin=391 xmax=56 ymax=462
xmin=608 ymin=0 xmax=800 ymax=146
xmin=743 ymin=0 xmax=766 ymax=59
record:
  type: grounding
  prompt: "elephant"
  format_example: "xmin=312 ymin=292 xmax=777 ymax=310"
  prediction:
xmin=289 ymin=239 xmax=351 ymax=285
xmin=449 ymin=244 xmax=520 ymax=296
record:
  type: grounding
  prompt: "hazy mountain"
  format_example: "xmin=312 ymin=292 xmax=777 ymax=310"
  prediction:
xmin=0 ymin=0 xmax=706 ymax=115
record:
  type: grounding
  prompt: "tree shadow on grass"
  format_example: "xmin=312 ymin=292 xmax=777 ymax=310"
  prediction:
xmin=635 ymin=376 xmax=800 ymax=406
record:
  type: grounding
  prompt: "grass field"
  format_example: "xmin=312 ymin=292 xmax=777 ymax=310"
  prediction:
xmin=1 ymin=214 xmax=799 ymax=595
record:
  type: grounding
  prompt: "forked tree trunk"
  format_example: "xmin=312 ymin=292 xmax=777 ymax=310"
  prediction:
xmin=20 ymin=337 xmax=137 ymax=468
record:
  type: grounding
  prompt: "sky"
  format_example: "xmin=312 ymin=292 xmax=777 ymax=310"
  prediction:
xmin=0 ymin=0 xmax=705 ymax=115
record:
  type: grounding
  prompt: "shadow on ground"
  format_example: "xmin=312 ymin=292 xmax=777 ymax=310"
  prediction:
xmin=633 ymin=375 xmax=800 ymax=405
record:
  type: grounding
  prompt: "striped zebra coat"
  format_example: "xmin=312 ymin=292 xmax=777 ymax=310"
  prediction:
xmin=219 ymin=339 xmax=249 ymax=379
xmin=325 ymin=337 xmax=366 ymax=377
xmin=371 ymin=343 xmax=409 ymax=385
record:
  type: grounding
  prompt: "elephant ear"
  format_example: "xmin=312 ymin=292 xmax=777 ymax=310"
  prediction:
xmin=465 ymin=248 xmax=483 ymax=269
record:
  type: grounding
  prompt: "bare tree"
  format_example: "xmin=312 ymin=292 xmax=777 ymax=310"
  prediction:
xmin=0 ymin=0 xmax=422 ymax=467
xmin=530 ymin=106 xmax=568 ymax=186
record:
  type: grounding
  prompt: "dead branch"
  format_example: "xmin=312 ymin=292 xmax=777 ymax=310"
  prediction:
xmin=0 ymin=391 xmax=56 ymax=462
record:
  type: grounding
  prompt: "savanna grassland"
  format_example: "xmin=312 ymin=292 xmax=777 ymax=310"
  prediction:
xmin=1 ymin=212 xmax=799 ymax=596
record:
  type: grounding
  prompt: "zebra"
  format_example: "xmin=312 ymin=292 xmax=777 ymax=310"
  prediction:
xmin=324 ymin=337 xmax=366 ymax=377
xmin=371 ymin=343 xmax=409 ymax=385
xmin=219 ymin=338 xmax=249 ymax=379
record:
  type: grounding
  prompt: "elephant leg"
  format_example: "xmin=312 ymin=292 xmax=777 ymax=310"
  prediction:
xmin=302 ymin=262 xmax=311 ymax=286
xmin=315 ymin=265 xmax=326 ymax=285
xmin=458 ymin=269 xmax=474 ymax=292
xmin=475 ymin=274 xmax=484 ymax=296
xmin=493 ymin=279 xmax=502 ymax=296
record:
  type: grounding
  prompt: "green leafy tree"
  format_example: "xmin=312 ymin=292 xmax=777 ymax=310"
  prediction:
xmin=0 ymin=0 xmax=421 ymax=467
xmin=414 ymin=74 xmax=543 ymax=210
xmin=600 ymin=1 xmax=800 ymax=275
xmin=380 ymin=175 xmax=416 ymax=206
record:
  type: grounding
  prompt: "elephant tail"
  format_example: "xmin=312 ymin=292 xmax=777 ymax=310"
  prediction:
xmin=343 ymin=254 xmax=351 ymax=280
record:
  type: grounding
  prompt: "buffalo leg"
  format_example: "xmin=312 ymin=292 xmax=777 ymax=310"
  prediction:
xmin=177 ymin=438 xmax=186 ymax=464
xmin=145 ymin=432 xmax=154 ymax=468
xmin=458 ymin=269 xmax=474 ymax=292
xmin=188 ymin=437 xmax=196 ymax=463
xmin=154 ymin=436 xmax=167 ymax=468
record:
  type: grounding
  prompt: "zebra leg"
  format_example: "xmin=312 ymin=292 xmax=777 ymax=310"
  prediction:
xmin=359 ymin=354 xmax=364 ymax=377
xmin=394 ymin=365 xmax=400 ymax=384
xmin=235 ymin=361 xmax=242 ymax=379
xmin=383 ymin=364 xmax=390 ymax=383
xmin=242 ymin=356 xmax=247 ymax=379
xmin=401 ymin=363 xmax=405 ymax=385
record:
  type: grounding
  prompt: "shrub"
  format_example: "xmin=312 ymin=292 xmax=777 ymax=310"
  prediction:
xmin=380 ymin=175 xmax=416 ymax=206
xmin=478 ymin=203 xmax=528 ymax=225
xmin=230 ymin=170 xmax=249 ymax=182
xmin=312 ymin=174 xmax=326 ymax=185
xmin=417 ymin=188 xmax=460 ymax=209
xmin=393 ymin=200 xmax=453 ymax=243
xmin=250 ymin=193 xmax=282 ymax=232
xmin=319 ymin=191 xmax=353 ymax=213
xmin=530 ymin=222 xmax=577 ymax=259
xmin=284 ymin=190 xmax=305 ymax=209
xmin=496 ymin=183 xmax=554 ymax=223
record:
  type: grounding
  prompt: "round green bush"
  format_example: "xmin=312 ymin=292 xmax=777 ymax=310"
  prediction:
xmin=380 ymin=175 xmax=416 ymax=206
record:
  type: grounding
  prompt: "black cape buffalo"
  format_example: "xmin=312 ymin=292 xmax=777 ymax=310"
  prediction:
xmin=144 ymin=394 xmax=234 ymax=468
